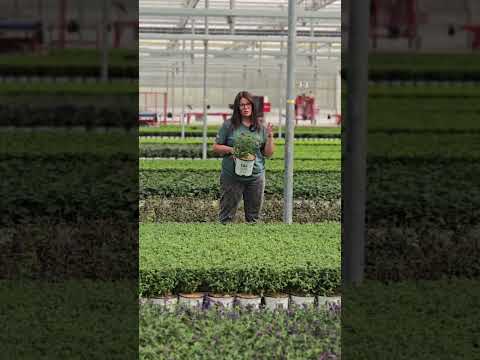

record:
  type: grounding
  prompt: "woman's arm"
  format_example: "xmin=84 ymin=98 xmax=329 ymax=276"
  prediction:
xmin=212 ymin=142 xmax=234 ymax=156
xmin=263 ymin=123 xmax=275 ymax=158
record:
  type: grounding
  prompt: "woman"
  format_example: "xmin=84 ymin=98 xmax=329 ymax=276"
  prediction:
xmin=213 ymin=91 xmax=275 ymax=224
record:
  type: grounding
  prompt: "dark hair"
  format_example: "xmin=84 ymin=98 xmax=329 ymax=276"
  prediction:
xmin=230 ymin=91 xmax=261 ymax=132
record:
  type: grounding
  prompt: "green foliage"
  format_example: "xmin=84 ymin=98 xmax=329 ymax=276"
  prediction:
xmin=233 ymin=133 xmax=258 ymax=159
xmin=0 ymin=132 xmax=137 ymax=156
xmin=140 ymin=305 xmax=340 ymax=359
xmin=139 ymin=169 xmax=340 ymax=200
xmin=140 ymin=136 xmax=341 ymax=145
xmin=139 ymin=223 xmax=340 ymax=297
xmin=1 ymin=156 xmax=137 ymax=224
xmin=0 ymin=223 xmax=137 ymax=279
xmin=367 ymin=53 xmax=480 ymax=81
xmin=0 ymin=105 xmax=137 ymax=128
xmin=139 ymin=143 xmax=341 ymax=159
xmin=367 ymin=159 xmax=480 ymax=228
xmin=0 ymin=280 xmax=138 ymax=359
xmin=139 ymin=125 xmax=340 ymax=138
xmin=139 ymin=197 xmax=341 ymax=223
xmin=343 ymin=280 xmax=480 ymax=359
xmin=0 ymin=82 xmax=137 ymax=95
xmin=140 ymin=159 xmax=341 ymax=172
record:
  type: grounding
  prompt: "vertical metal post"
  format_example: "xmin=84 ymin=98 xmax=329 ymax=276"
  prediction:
xmin=242 ymin=65 xmax=247 ymax=89
xmin=344 ymin=0 xmax=369 ymax=285
xmin=101 ymin=0 xmax=109 ymax=82
xmin=181 ymin=40 xmax=186 ymax=139
xmin=278 ymin=62 xmax=283 ymax=139
xmin=313 ymin=65 xmax=318 ymax=124
xmin=229 ymin=0 xmax=235 ymax=34
xmin=278 ymin=40 xmax=285 ymax=139
xmin=336 ymin=69 xmax=341 ymax=116
xmin=191 ymin=18 xmax=195 ymax=64
xmin=166 ymin=70 xmax=170 ymax=121
xmin=283 ymin=0 xmax=297 ymax=224
xmin=172 ymin=65 xmax=176 ymax=122
xmin=202 ymin=0 xmax=209 ymax=160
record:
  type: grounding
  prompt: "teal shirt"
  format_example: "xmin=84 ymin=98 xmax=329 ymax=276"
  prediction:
xmin=215 ymin=121 xmax=268 ymax=182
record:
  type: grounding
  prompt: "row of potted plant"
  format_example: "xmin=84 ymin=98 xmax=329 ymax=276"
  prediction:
xmin=141 ymin=293 xmax=341 ymax=310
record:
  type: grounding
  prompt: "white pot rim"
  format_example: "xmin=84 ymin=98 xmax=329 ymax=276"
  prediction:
xmin=208 ymin=293 xmax=234 ymax=298
xmin=236 ymin=293 xmax=261 ymax=299
xmin=179 ymin=292 xmax=205 ymax=299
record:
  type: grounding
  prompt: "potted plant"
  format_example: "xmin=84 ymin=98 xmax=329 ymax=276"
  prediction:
xmin=287 ymin=272 xmax=316 ymax=308
xmin=206 ymin=274 xmax=236 ymax=308
xmin=262 ymin=274 xmax=289 ymax=311
xmin=177 ymin=272 xmax=204 ymax=307
xmin=233 ymin=133 xmax=258 ymax=176
xmin=235 ymin=267 xmax=263 ymax=309
xmin=141 ymin=272 xmax=178 ymax=309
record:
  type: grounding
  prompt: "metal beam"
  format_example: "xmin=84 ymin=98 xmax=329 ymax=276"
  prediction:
xmin=141 ymin=33 xmax=339 ymax=43
xmin=140 ymin=8 xmax=340 ymax=19
xmin=140 ymin=48 xmax=340 ymax=58
xmin=178 ymin=0 xmax=200 ymax=28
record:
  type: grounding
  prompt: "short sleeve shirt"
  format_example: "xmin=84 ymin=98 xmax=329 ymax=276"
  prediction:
xmin=215 ymin=121 xmax=268 ymax=182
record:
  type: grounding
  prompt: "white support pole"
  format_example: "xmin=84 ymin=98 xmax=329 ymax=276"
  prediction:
xmin=202 ymin=0 xmax=209 ymax=160
xmin=166 ymin=70 xmax=169 ymax=115
xmin=181 ymin=40 xmax=186 ymax=139
xmin=278 ymin=40 xmax=285 ymax=139
xmin=242 ymin=65 xmax=247 ymax=88
xmin=191 ymin=18 xmax=195 ymax=64
xmin=229 ymin=0 xmax=235 ymax=34
xmin=171 ymin=65 xmax=176 ymax=122
xmin=278 ymin=62 xmax=283 ymax=139
xmin=283 ymin=0 xmax=297 ymax=224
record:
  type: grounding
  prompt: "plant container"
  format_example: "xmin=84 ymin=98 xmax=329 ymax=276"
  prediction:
xmin=150 ymin=295 xmax=178 ymax=309
xmin=235 ymin=294 xmax=262 ymax=309
xmin=263 ymin=294 xmax=289 ymax=311
xmin=234 ymin=155 xmax=255 ymax=176
xmin=178 ymin=293 xmax=205 ymax=307
xmin=206 ymin=294 xmax=235 ymax=308
xmin=290 ymin=294 xmax=316 ymax=307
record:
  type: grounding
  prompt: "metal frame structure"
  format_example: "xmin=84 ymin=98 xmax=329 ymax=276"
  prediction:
xmin=140 ymin=0 xmax=342 ymax=224
xmin=140 ymin=0 xmax=341 ymax=91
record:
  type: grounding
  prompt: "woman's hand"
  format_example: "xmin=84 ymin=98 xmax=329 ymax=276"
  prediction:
xmin=263 ymin=123 xmax=275 ymax=158
xmin=266 ymin=122 xmax=274 ymax=138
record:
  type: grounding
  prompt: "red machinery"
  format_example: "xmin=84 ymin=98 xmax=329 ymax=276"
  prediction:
xmin=139 ymin=92 xmax=167 ymax=125
xmin=369 ymin=0 xmax=424 ymax=48
xmin=461 ymin=25 xmax=480 ymax=50
xmin=295 ymin=94 xmax=317 ymax=125
xmin=0 ymin=20 xmax=43 ymax=52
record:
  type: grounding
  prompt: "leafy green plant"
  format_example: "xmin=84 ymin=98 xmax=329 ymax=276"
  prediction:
xmin=233 ymin=133 xmax=259 ymax=160
xmin=139 ymin=223 xmax=341 ymax=297
xmin=140 ymin=304 xmax=341 ymax=359
xmin=205 ymin=268 xmax=239 ymax=295
xmin=139 ymin=169 xmax=341 ymax=201
xmin=139 ymin=196 xmax=341 ymax=223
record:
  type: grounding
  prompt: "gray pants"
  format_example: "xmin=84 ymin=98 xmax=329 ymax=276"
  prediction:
xmin=219 ymin=173 xmax=265 ymax=224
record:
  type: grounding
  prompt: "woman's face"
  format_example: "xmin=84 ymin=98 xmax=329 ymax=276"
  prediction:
xmin=239 ymin=97 xmax=253 ymax=118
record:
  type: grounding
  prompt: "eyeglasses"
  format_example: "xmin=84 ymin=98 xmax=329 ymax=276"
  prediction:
xmin=239 ymin=103 xmax=252 ymax=108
